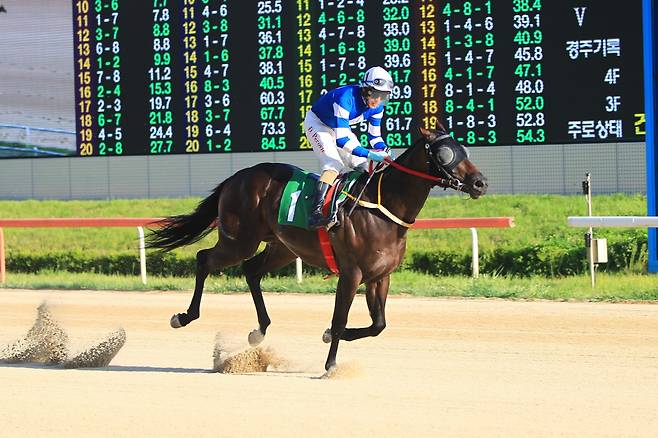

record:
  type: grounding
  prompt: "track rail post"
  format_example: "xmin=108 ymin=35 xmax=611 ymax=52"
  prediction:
xmin=470 ymin=228 xmax=479 ymax=279
xmin=296 ymin=257 xmax=303 ymax=283
xmin=583 ymin=173 xmax=596 ymax=288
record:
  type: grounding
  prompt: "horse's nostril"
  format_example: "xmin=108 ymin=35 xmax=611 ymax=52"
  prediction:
xmin=475 ymin=180 xmax=484 ymax=188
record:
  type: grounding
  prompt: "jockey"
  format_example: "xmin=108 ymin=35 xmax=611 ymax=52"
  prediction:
xmin=303 ymin=66 xmax=395 ymax=229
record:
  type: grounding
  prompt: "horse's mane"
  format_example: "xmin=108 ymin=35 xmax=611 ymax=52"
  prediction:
xmin=392 ymin=137 xmax=423 ymax=162
xmin=392 ymin=122 xmax=448 ymax=163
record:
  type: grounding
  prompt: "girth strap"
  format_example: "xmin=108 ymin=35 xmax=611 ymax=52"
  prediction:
xmin=317 ymin=228 xmax=339 ymax=275
xmin=317 ymin=185 xmax=340 ymax=275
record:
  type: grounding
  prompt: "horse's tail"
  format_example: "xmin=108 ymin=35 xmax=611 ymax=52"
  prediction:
xmin=146 ymin=181 xmax=225 ymax=252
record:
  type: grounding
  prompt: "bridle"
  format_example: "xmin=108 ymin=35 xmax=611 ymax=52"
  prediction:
xmin=384 ymin=134 xmax=468 ymax=193
xmin=344 ymin=134 xmax=470 ymax=228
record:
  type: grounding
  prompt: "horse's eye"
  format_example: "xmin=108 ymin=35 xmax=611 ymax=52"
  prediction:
xmin=438 ymin=146 xmax=455 ymax=165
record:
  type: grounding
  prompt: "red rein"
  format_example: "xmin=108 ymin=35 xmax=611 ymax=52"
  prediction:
xmin=384 ymin=157 xmax=450 ymax=185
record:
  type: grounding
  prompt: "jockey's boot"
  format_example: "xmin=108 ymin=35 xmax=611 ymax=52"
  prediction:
xmin=308 ymin=180 xmax=332 ymax=230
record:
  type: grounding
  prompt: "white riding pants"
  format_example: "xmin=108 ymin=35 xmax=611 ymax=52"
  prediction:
xmin=304 ymin=110 xmax=367 ymax=174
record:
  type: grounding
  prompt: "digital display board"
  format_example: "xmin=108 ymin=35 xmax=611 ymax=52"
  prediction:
xmin=67 ymin=0 xmax=646 ymax=157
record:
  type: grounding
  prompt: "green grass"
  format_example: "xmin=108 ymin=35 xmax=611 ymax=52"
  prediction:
xmin=0 ymin=194 xmax=647 ymax=256
xmin=2 ymin=271 xmax=656 ymax=302
xmin=0 ymin=195 xmax=655 ymax=301
xmin=414 ymin=193 xmax=646 ymax=251
xmin=0 ymin=141 xmax=74 ymax=157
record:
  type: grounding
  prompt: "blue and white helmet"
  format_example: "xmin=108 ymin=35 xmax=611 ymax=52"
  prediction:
xmin=360 ymin=66 xmax=395 ymax=92
xmin=360 ymin=66 xmax=394 ymax=105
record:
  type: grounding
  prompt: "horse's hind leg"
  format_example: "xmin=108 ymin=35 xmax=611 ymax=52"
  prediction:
xmin=242 ymin=242 xmax=297 ymax=346
xmin=171 ymin=239 xmax=260 ymax=328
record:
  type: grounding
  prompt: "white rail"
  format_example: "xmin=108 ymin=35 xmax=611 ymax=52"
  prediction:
xmin=568 ymin=216 xmax=658 ymax=228
xmin=0 ymin=123 xmax=75 ymax=136
xmin=0 ymin=123 xmax=76 ymax=157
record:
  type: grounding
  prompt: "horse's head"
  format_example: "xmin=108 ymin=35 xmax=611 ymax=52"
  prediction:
xmin=419 ymin=126 xmax=488 ymax=199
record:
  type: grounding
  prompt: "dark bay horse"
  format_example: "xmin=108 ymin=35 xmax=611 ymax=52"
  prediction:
xmin=146 ymin=126 xmax=488 ymax=370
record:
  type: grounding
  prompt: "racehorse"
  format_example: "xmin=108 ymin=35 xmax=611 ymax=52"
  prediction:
xmin=146 ymin=125 xmax=488 ymax=370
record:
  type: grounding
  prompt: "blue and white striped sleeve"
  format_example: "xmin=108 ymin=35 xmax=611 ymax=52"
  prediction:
xmin=333 ymin=96 xmax=369 ymax=158
xmin=367 ymin=107 xmax=387 ymax=150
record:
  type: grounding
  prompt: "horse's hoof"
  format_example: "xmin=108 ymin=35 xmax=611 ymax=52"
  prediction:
xmin=248 ymin=328 xmax=265 ymax=347
xmin=322 ymin=328 xmax=332 ymax=344
xmin=170 ymin=314 xmax=183 ymax=329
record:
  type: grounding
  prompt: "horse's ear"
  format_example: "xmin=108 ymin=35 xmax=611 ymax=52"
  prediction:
xmin=418 ymin=126 xmax=432 ymax=140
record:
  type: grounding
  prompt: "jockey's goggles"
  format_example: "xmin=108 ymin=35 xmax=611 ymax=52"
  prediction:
xmin=365 ymin=88 xmax=391 ymax=105
xmin=371 ymin=77 xmax=394 ymax=90
xmin=362 ymin=77 xmax=395 ymax=91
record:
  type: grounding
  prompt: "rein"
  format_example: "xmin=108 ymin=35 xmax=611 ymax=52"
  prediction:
xmin=384 ymin=135 xmax=466 ymax=192
xmin=341 ymin=135 xmax=469 ymax=228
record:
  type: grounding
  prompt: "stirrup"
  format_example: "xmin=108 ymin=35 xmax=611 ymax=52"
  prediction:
xmin=326 ymin=213 xmax=339 ymax=230
xmin=309 ymin=212 xmax=338 ymax=230
xmin=308 ymin=213 xmax=331 ymax=230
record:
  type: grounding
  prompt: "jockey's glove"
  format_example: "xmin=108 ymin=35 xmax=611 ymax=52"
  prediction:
xmin=367 ymin=150 xmax=389 ymax=162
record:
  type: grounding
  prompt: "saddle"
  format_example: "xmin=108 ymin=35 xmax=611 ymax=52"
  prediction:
xmin=277 ymin=169 xmax=362 ymax=230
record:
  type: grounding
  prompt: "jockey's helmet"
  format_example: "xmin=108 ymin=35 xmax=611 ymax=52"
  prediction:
xmin=360 ymin=66 xmax=394 ymax=105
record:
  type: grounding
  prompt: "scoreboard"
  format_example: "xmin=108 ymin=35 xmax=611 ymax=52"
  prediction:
xmin=71 ymin=0 xmax=645 ymax=157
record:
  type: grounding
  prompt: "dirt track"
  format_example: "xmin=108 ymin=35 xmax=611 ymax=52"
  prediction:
xmin=1 ymin=289 xmax=657 ymax=437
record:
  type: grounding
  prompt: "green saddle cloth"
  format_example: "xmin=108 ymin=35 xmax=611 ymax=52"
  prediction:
xmin=278 ymin=169 xmax=361 ymax=230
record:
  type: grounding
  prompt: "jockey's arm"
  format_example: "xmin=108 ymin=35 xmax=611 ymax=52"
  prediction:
xmin=366 ymin=108 xmax=388 ymax=151
xmin=332 ymin=99 xmax=370 ymax=158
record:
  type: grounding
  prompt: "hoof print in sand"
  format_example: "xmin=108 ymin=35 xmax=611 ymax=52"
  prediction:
xmin=1 ymin=302 xmax=126 ymax=369
xmin=64 ymin=328 xmax=126 ymax=369
xmin=212 ymin=332 xmax=286 ymax=373
xmin=1 ymin=303 xmax=68 ymax=365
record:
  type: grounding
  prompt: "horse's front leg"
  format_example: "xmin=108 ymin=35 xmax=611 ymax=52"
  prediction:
xmin=340 ymin=275 xmax=389 ymax=341
xmin=242 ymin=243 xmax=297 ymax=346
xmin=325 ymin=269 xmax=362 ymax=370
